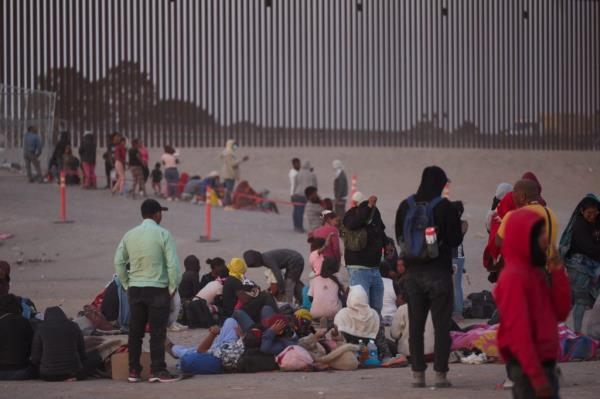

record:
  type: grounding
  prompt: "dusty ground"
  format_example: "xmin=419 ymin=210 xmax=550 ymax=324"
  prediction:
xmin=1 ymin=147 xmax=599 ymax=398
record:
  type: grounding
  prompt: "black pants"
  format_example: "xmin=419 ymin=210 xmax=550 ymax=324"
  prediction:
xmin=41 ymin=352 xmax=104 ymax=381
xmin=507 ymin=360 xmax=560 ymax=399
xmin=128 ymin=286 xmax=170 ymax=374
xmin=104 ymin=161 xmax=112 ymax=188
xmin=405 ymin=270 xmax=454 ymax=373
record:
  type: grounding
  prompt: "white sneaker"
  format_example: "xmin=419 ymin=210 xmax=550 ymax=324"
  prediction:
xmin=168 ymin=322 xmax=187 ymax=332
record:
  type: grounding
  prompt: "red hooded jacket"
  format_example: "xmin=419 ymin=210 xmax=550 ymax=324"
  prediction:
xmin=494 ymin=209 xmax=571 ymax=388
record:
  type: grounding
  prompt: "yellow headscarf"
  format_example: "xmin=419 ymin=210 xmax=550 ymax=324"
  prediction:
xmin=227 ymin=258 xmax=247 ymax=281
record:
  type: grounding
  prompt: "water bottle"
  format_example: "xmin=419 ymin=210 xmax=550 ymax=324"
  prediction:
xmin=425 ymin=227 xmax=439 ymax=258
xmin=363 ymin=339 xmax=381 ymax=367
xmin=357 ymin=340 xmax=368 ymax=363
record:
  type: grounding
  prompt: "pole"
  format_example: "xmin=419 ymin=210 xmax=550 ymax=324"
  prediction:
xmin=60 ymin=170 xmax=66 ymax=221
xmin=54 ymin=170 xmax=73 ymax=224
xmin=198 ymin=186 xmax=219 ymax=243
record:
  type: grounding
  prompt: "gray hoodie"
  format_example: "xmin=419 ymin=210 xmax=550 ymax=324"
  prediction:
xmin=293 ymin=161 xmax=318 ymax=197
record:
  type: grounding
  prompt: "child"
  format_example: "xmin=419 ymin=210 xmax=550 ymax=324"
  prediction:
xmin=308 ymin=234 xmax=334 ymax=277
xmin=308 ymin=257 xmax=344 ymax=327
xmin=304 ymin=186 xmax=324 ymax=233
xmin=495 ymin=208 xmax=571 ymax=399
xmin=200 ymin=258 xmax=227 ymax=290
xmin=151 ymin=162 xmax=163 ymax=196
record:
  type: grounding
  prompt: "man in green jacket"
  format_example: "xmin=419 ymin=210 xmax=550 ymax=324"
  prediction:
xmin=114 ymin=199 xmax=182 ymax=383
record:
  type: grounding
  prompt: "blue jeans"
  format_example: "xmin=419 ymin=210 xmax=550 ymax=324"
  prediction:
xmin=347 ymin=267 xmax=384 ymax=313
xmin=164 ymin=167 xmax=179 ymax=199
xmin=291 ymin=195 xmax=306 ymax=231
xmin=0 ymin=367 xmax=34 ymax=380
xmin=223 ymin=179 xmax=235 ymax=205
xmin=453 ymin=257 xmax=465 ymax=316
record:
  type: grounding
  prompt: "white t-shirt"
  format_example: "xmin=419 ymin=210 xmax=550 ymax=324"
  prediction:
xmin=195 ymin=280 xmax=223 ymax=304
xmin=308 ymin=276 xmax=342 ymax=319
xmin=381 ymin=278 xmax=398 ymax=319
xmin=289 ymin=169 xmax=298 ymax=196
xmin=161 ymin=152 xmax=179 ymax=168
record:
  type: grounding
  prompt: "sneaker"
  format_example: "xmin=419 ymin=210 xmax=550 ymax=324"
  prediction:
xmin=149 ymin=371 xmax=182 ymax=383
xmin=412 ymin=371 xmax=426 ymax=388
xmin=434 ymin=372 xmax=452 ymax=388
xmin=128 ymin=369 xmax=142 ymax=383
xmin=168 ymin=322 xmax=188 ymax=332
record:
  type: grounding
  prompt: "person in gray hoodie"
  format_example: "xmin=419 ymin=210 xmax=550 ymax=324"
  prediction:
xmin=292 ymin=161 xmax=318 ymax=233
xmin=243 ymin=249 xmax=305 ymax=305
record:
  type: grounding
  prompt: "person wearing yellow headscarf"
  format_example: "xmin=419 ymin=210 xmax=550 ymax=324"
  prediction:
xmin=227 ymin=258 xmax=247 ymax=281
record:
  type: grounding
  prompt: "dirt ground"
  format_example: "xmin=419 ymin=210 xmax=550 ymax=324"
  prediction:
xmin=1 ymin=147 xmax=599 ymax=398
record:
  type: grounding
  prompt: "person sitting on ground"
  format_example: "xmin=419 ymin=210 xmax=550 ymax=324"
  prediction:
xmin=308 ymin=257 xmax=344 ymax=328
xmin=62 ymin=145 xmax=81 ymax=185
xmin=200 ymin=258 xmax=227 ymax=290
xmin=31 ymin=306 xmax=103 ymax=381
xmin=559 ymin=194 xmax=600 ymax=333
xmin=181 ymin=175 xmax=203 ymax=201
xmin=312 ymin=210 xmax=342 ymax=263
xmin=0 ymin=261 xmax=38 ymax=320
xmin=390 ymin=301 xmax=435 ymax=358
xmin=221 ymin=258 xmax=278 ymax=321
xmin=304 ymin=186 xmax=324 ymax=233
xmin=194 ymin=263 xmax=229 ymax=306
xmin=380 ymin=263 xmax=399 ymax=323
xmin=333 ymin=285 xmax=380 ymax=348
xmin=243 ymin=249 xmax=305 ymax=305
xmin=179 ymin=255 xmax=202 ymax=301
xmin=495 ymin=208 xmax=571 ymax=399
xmin=197 ymin=171 xmax=221 ymax=204
xmin=0 ymin=294 xmax=35 ymax=380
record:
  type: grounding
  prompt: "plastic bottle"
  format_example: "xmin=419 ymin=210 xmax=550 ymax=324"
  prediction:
xmin=363 ymin=339 xmax=381 ymax=367
xmin=425 ymin=227 xmax=439 ymax=258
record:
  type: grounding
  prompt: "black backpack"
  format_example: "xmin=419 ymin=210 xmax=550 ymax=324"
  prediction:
xmin=185 ymin=298 xmax=217 ymax=328
xmin=463 ymin=290 xmax=497 ymax=319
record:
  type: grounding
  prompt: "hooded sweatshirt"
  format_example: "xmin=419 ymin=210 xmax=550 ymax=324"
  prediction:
xmin=220 ymin=139 xmax=241 ymax=180
xmin=243 ymin=249 xmax=305 ymax=288
xmin=343 ymin=201 xmax=388 ymax=268
xmin=179 ymin=258 xmax=202 ymax=300
xmin=293 ymin=162 xmax=318 ymax=197
xmin=78 ymin=133 xmax=97 ymax=164
xmin=334 ymin=286 xmax=380 ymax=339
xmin=395 ymin=166 xmax=463 ymax=273
xmin=31 ymin=307 xmax=86 ymax=378
xmin=494 ymin=209 xmax=571 ymax=389
xmin=0 ymin=296 xmax=34 ymax=371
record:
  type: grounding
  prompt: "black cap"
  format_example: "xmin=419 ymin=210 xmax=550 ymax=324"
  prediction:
xmin=141 ymin=199 xmax=168 ymax=216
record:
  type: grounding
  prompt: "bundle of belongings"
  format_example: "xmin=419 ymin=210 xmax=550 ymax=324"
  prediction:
xmin=232 ymin=181 xmax=278 ymax=213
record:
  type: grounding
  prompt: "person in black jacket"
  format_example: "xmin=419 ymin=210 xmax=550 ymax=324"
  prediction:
xmin=30 ymin=306 xmax=100 ymax=381
xmin=79 ymin=131 xmax=97 ymax=189
xmin=0 ymin=294 xmax=34 ymax=380
xmin=179 ymin=255 xmax=202 ymax=301
xmin=343 ymin=193 xmax=388 ymax=311
xmin=395 ymin=166 xmax=463 ymax=389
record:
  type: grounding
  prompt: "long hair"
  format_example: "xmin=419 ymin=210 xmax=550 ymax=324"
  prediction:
xmin=320 ymin=257 xmax=343 ymax=294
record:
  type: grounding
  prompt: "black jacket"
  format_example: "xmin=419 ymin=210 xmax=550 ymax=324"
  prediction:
xmin=179 ymin=271 xmax=202 ymax=300
xmin=30 ymin=307 xmax=86 ymax=378
xmin=395 ymin=166 xmax=463 ymax=274
xmin=343 ymin=202 xmax=387 ymax=268
xmin=0 ymin=312 xmax=34 ymax=371
xmin=570 ymin=217 xmax=600 ymax=262
xmin=334 ymin=171 xmax=348 ymax=200
xmin=78 ymin=137 xmax=96 ymax=164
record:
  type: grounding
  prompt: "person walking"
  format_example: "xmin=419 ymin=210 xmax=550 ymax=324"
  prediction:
xmin=495 ymin=208 xmax=571 ymax=399
xmin=114 ymin=199 xmax=182 ymax=383
xmin=23 ymin=126 xmax=43 ymax=183
xmin=111 ymin=135 xmax=127 ymax=196
xmin=220 ymin=139 xmax=249 ymax=206
xmin=128 ymin=139 xmax=146 ymax=199
xmin=292 ymin=161 xmax=318 ymax=233
xmin=332 ymin=160 xmax=348 ymax=218
xmin=395 ymin=166 xmax=463 ymax=388
xmin=79 ymin=131 xmax=97 ymax=189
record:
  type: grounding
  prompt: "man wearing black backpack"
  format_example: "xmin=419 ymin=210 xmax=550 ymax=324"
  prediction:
xmin=395 ymin=166 xmax=463 ymax=389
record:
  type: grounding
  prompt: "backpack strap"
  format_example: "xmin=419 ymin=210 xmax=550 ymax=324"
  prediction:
xmin=425 ymin=196 xmax=444 ymax=223
xmin=407 ymin=195 xmax=417 ymax=209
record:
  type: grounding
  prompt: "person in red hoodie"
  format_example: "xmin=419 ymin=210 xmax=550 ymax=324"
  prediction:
xmin=495 ymin=208 xmax=571 ymax=399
